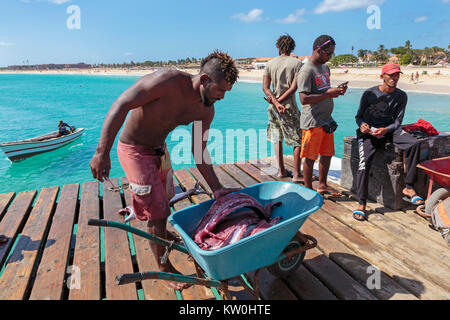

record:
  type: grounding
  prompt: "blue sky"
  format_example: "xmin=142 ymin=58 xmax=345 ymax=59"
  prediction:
xmin=0 ymin=0 xmax=449 ymax=66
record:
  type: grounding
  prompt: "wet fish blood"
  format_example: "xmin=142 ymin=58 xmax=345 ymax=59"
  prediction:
xmin=192 ymin=193 xmax=282 ymax=251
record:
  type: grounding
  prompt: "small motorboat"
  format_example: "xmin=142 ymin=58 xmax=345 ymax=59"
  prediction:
xmin=0 ymin=128 xmax=85 ymax=162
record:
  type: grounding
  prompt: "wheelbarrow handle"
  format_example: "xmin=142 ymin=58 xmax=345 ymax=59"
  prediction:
xmin=88 ymin=219 xmax=109 ymax=227
xmin=116 ymin=271 xmax=222 ymax=288
xmin=87 ymin=218 xmax=189 ymax=254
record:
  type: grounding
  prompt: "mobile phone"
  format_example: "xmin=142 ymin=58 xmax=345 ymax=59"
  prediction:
xmin=338 ymin=81 xmax=349 ymax=88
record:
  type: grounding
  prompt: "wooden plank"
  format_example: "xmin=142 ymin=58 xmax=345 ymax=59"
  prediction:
xmin=188 ymin=166 xmax=242 ymax=191
xmin=120 ymin=177 xmax=178 ymax=300
xmin=251 ymin=158 xmax=296 ymax=183
xmin=276 ymin=157 xmax=450 ymax=299
xmin=313 ymin=203 xmax=450 ymax=299
xmin=301 ymin=219 xmax=417 ymax=300
xmin=29 ymin=184 xmax=80 ymax=300
xmin=187 ymin=167 xmax=213 ymax=194
xmin=174 ymin=169 xmax=210 ymax=205
xmin=320 ymin=199 xmax=450 ymax=296
xmin=235 ymin=162 xmax=275 ymax=183
xmin=284 ymin=155 xmax=448 ymax=249
xmin=364 ymin=202 xmax=449 ymax=249
xmin=102 ymin=178 xmax=137 ymax=300
xmin=312 ymin=203 xmax=450 ymax=299
xmin=282 ymin=157 xmax=450 ymax=299
xmin=334 ymin=198 xmax=450 ymax=266
xmin=0 ymin=187 xmax=59 ymax=300
xmin=69 ymin=181 xmax=101 ymax=300
xmin=219 ymin=163 xmax=259 ymax=187
xmin=0 ymin=192 xmax=15 ymax=221
xmin=248 ymin=269 xmax=298 ymax=300
xmin=0 ymin=191 xmax=37 ymax=267
xmin=303 ymin=247 xmax=378 ymax=300
xmin=284 ymin=265 xmax=338 ymax=300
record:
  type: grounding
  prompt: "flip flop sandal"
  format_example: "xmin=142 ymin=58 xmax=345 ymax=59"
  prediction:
xmin=318 ymin=189 xmax=343 ymax=197
xmin=402 ymin=194 xmax=424 ymax=206
xmin=277 ymin=170 xmax=293 ymax=179
xmin=353 ymin=210 xmax=367 ymax=221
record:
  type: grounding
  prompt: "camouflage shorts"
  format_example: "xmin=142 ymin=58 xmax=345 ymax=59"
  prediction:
xmin=267 ymin=106 xmax=302 ymax=147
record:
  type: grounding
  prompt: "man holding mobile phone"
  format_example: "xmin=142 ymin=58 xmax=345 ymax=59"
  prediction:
xmin=297 ymin=35 xmax=347 ymax=195
xmin=353 ymin=63 xmax=423 ymax=221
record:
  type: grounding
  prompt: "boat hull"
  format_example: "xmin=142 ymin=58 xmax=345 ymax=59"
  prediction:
xmin=0 ymin=128 xmax=85 ymax=162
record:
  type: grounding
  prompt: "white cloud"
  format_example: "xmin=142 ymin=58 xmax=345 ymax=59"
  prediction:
xmin=275 ymin=9 xmax=306 ymax=24
xmin=232 ymin=8 xmax=263 ymax=23
xmin=0 ymin=42 xmax=16 ymax=47
xmin=314 ymin=0 xmax=384 ymax=14
xmin=20 ymin=0 xmax=72 ymax=4
xmin=124 ymin=52 xmax=133 ymax=57
xmin=414 ymin=16 xmax=428 ymax=23
xmin=48 ymin=0 xmax=71 ymax=3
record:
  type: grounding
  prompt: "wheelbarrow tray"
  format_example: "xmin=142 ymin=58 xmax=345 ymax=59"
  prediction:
xmin=417 ymin=156 xmax=450 ymax=188
xmin=169 ymin=181 xmax=323 ymax=281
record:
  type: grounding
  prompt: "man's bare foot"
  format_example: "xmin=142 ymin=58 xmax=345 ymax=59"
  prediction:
xmin=160 ymin=262 xmax=192 ymax=291
xmin=316 ymin=186 xmax=343 ymax=197
xmin=0 ymin=235 xmax=8 ymax=245
xmin=277 ymin=169 xmax=293 ymax=179
xmin=165 ymin=230 xmax=182 ymax=243
xmin=402 ymin=188 xmax=424 ymax=205
xmin=353 ymin=205 xmax=366 ymax=221
xmin=292 ymin=175 xmax=304 ymax=183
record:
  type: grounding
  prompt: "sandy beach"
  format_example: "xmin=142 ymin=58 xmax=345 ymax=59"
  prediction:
xmin=1 ymin=66 xmax=449 ymax=94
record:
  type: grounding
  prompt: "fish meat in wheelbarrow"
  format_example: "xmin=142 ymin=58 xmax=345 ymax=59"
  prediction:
xmin=192 ymin=192 xmax=282 ymax=251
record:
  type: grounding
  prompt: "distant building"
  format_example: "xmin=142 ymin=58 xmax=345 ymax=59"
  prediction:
xmin=235 ymin=58 xmax=255 ymax=69
xmin=388 ymin=54 xmax=400 ymax=64
xmin=250 ymin=55 xmax=310 ymax=69
xmin=252 ymin=57 xmax=274 ymax=70
xmin=359 ymin=54 xmax=373 ymax=63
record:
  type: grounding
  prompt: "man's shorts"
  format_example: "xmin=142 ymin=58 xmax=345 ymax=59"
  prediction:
xmin=117 ymin=141 xmax=175 ymax=221
xmin=267 ymin=105 xmax=302 ymax=147
xmin=300 ymin=127 xmax=335 ymax=161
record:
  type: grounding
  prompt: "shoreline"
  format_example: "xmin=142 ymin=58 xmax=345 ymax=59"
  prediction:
xmin=1 ymin=67 xmax=449 ymax=95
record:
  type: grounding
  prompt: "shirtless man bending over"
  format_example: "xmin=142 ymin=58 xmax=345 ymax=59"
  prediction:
xmin=90 ymin=51 xmax=240 ymax=290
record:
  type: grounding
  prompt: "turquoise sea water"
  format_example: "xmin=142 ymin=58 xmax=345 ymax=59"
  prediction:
xmin=0 ymin=74 xmax=449 ymax=194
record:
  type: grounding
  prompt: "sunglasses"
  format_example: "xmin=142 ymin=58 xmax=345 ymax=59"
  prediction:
xmin=316 ymin=40 xmax=334 ymax=56
xmin=322 ymin=48 xmax=334 ymax=56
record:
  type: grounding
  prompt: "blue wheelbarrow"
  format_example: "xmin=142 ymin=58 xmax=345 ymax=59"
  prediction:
xmin=88 ymin=181 xmax=323 ymax=299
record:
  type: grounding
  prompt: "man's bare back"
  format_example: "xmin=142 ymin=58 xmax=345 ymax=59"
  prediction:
xmin=119 ymin=70 xmax=214 ymax=148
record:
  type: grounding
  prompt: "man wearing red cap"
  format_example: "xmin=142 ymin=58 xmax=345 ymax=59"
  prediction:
xmin=353 ymin=63 xmax=424 ymax=221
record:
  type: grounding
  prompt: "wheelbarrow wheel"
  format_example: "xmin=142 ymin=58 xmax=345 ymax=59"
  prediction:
xmin=267 ymin=233 xmax=306 ymax=279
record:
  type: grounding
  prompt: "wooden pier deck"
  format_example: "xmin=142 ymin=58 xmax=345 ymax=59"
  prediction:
xmin=0 ymin=156 xmax=448 ymax=300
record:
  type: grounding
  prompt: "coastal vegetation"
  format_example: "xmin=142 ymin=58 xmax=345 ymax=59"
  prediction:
xmin=330 ymin=41 xmax=449 ymax=67
xmin=1 ymin=42 xmax=448 ymax=71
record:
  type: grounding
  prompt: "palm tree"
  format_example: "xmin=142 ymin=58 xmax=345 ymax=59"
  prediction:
xmin=405 ymin=40 xmax=411 ymax=51
xmin=375 ymin=44 xmax=389 ymax=63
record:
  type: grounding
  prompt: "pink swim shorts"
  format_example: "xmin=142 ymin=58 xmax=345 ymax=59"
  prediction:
xmin=117 ymin=141 xmax=174 ymax=221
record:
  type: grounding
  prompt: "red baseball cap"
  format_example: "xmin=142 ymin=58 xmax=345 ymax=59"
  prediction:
xmin=381 ymin=63 xmax=403 ymax=75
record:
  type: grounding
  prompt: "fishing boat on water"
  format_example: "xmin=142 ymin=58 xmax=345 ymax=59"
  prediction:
xmin=0 ymin=128 xmax=85 ymax=162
